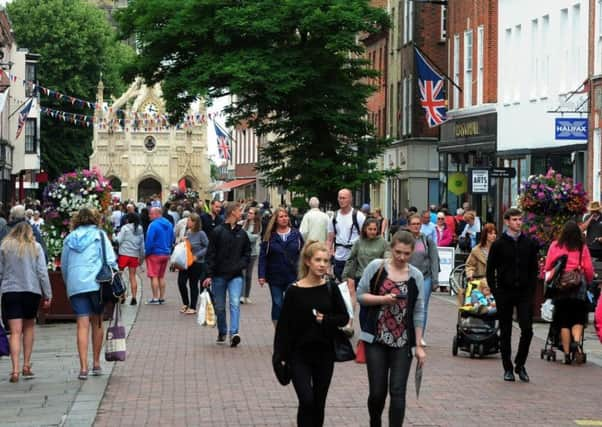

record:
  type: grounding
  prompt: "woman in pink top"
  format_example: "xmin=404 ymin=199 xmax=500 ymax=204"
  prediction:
xmin=544 ymin=221 xmax=593 ymax=365
xmin=434 ymin=212 xmax=453 ymax=247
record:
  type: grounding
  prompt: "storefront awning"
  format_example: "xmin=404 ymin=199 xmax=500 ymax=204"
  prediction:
xmin=215 ymin=178 xmax=256 ymax=192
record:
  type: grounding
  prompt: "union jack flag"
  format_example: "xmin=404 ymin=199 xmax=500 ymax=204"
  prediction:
xmin=16 ymin=98 xmax=33 ymax=139
xmin=415 ymin=47 xmax=447 ymax=128
xmin=214 ymin=122 xmax=230 ymax=160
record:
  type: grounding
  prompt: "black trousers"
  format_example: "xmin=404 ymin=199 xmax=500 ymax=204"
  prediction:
xmin=365 ymin=342 xmax=412 ymax=427
xmin=290 ymin=353 xmax=335 ymax=427
xmin=496 ymin=288 xmax=534 ymax=371
xmin=177 ymin=262 xmax=205 ymax=309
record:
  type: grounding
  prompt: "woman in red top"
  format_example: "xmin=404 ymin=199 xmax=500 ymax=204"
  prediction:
xmin=544 ymin=221 xmax=594 ymax=364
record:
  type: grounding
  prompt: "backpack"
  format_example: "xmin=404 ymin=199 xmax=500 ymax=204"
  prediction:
xmin=332 ymin=208 xmax=361 ymax=249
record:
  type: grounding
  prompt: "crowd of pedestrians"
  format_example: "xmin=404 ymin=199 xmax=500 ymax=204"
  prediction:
xmin=1 ymin=189 xmax=602 ymax=427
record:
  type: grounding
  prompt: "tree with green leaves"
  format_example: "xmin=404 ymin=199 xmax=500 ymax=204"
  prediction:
xmin=7 ymin=0 xmax=134 ymax=178
xmin=118 ymin=0 xmax=392 ymax=205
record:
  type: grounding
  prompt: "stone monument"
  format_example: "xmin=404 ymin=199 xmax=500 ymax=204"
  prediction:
xmin=90 ymin=78 xmax=211 ymax=202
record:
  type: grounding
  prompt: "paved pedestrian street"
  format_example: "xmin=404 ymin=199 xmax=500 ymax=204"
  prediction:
xmin=1 ymin=270 xmax=601 ymax=426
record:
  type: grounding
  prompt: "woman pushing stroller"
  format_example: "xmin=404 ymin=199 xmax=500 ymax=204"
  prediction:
xmin=544 ymin=221 xmax=593 ymax=365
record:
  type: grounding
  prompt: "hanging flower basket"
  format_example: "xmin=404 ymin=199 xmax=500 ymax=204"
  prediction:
xmin=41 ymin=167 xmax=113 ymax=270
xmin=517 ymin=168 xmax=588 ymax=275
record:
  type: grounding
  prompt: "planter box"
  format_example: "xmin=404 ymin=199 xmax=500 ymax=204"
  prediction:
xmin=37 ymin=271 xmax=75 ymax=324
xmin=37 ymin=271 xmax=114 ymax=324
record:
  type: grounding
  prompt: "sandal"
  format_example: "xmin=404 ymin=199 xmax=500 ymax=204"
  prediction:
xmin=22 ymin=365 xmax=35 ymax=379
xmin=179 ymin=305 xmax=188 ymax=313
xmin=9 ymin=372 xmax=19 ymax=383
xmin=184 ymin=308 xmax=197 ymax=315
xmin=78 ymin=370 xmax=89 ymax=380
xmin=574 ymin=345 xmax=586 ymax=364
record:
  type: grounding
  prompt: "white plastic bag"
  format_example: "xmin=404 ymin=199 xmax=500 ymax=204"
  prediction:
xmin=170 ymin=242 xmax=188 ymax=270
xmin=197 ymin=290 xmax=208 ymax=326
xmin=338 ymin=281 xmax=354 ymax=320
xmin=541 ymin=298 xmax=554 ymax=323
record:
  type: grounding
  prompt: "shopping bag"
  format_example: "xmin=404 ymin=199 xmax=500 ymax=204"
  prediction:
xmin=0 ymin=322 xmax=9 ymax=357
xmin=540 ymin=299 xmax=554 ymax=323
xmin=105 ymin=304 xmax=126 ymax=362
xmin=355 ymin=340 xmax=366 ymax=364
xmin=205 ymin=293 xmax=216 ymax=327
xmin=337 ymin=281 xmax=354 ymax=320
xmin=170 ymin=242 xmax=188 ymax=270
xmin=185 ymin=240 xmax=195 ymax=268
xmin=197 ymin=290 xmax=208 ymax=326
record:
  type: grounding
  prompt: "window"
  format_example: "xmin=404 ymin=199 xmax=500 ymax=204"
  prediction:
xmin=463 ymin=30 xmax=473 ymax=107
xmin=398 ymin=1 xmax=403 ymax=48
xmin=503 ymin=28 xmax=511 ymax=102
xmin=513 ymin=25 xmax=521 ymax=101
xmin=571 ymin=4 xmax=581 ymax=88
xmin=530 ymin=19 xmax=538 ymax=99
xmin=390 ymin=7 xmax=396 ymax=53
xmin=397 ymin=81 xmax=402 ymax=136
xmin=560 ymin=9 xmax=568 ymax=92
xmin=542 ymin=15 xmax=550 ymax=96
xmin=453 ymin=34 xmax=460 ymax=109
xmin=441 ymin=6 xmax=447 ymax=41
xmin=25 ymin=119 xmax=36 ymax=153
xmin=406 ymin=75 xmax=412 ymax=135
xmin=477 ymin=26 xmax=484 ymax=104
xmin=25 ymin=62 xmax=37 ymax=97
xmin=389 ymin=83 xmax=395 ymax=137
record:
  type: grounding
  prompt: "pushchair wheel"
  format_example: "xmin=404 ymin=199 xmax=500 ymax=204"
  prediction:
xmin=470 ymin=344 xmax=476 ymax=358
xmin=478 ymin=344 xmax=485 ymax=357
xmin=551 ymin=352 xmax=556 ymax=362
xmin=452 ymin=336 xmax=458 ymax=356
xmin=540 ymin=349 xmax=545 ymax=360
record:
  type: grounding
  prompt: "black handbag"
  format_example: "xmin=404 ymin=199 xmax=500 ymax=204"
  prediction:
xmin=326 ymin=280 xmax=355 ymax=362
xmin=96 ymin=230 xmax=126 ymax=303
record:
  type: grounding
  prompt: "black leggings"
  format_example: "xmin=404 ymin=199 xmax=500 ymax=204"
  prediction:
xmin=290 ymin=353 xmax=335 ymax=427
xmin=177 ymin=262 xmax=205 ymax=309
xmin=365 ymin=342 xmax=412 ymax=427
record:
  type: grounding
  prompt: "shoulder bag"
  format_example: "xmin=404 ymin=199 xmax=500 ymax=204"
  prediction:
xmin=558 ymin=248 xmax=584 ymax=291
xmin=96 ymin=230 xmax=126 ymax=302
xmin=0 ymin=321 xmax=9 ymax=356
xmin=326 ymin=279 xmax=355 ymax=362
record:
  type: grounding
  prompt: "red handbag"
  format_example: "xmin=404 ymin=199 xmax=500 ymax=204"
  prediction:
xmin=355 ymin=340 xmax=366 ymax=364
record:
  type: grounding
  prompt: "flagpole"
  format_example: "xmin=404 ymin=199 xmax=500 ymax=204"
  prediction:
xmin=8 ymin=96 xmax=33 ymax=119
xmin=414 ymin=44 xmax=462 ymax=93
xmin=213 ymin=120 xmax=235 ymax=144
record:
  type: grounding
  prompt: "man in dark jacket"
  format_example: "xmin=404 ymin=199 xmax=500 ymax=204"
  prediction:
xmin=201 ymin=199 xmax=223 ymax=242
xmin=202 ymin=202 xmax=251 ymax=347
xmin=486 ymin=208 xmax=539 ymax=383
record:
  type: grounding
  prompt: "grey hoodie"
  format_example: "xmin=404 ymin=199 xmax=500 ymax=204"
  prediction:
xmin=0 ymin=241 xmax=51 ymax=298
xmin=117 ymin=223 xmax=145 ymax=258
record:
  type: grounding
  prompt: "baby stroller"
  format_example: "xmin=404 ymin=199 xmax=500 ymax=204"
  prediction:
xmin=452 ymin=277 xmax=499 ymax=358
xmin=540 ymin=254 xmax=588 ymax=363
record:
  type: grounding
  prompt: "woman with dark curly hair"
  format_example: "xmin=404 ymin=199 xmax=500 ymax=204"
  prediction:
xmin=61 ymin=207 xmax=117 ymax=380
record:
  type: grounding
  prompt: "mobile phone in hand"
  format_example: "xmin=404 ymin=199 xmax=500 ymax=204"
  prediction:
xmin=395 ymin=294 xmax=406 ymax=300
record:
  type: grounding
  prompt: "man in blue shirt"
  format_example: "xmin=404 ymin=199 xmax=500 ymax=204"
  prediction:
xmin=420 ymin=210 xmax=437 ymax=244
xmin=144 ymin=207 xmax=174 ymax=304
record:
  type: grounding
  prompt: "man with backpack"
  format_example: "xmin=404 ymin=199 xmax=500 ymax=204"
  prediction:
xmin=326 ymin=188 xmax=365 ymax=281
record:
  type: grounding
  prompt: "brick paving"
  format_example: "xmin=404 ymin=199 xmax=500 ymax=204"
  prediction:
xmin=95 ymin=270 xmax=602 ymax=426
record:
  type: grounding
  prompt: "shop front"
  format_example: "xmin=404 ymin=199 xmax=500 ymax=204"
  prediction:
xmin=439 ymin=108 xmax=497 ymax=224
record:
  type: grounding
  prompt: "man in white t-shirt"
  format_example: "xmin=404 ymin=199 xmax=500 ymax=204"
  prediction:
xmin=327 ymin=188 xmax=366 ymax=281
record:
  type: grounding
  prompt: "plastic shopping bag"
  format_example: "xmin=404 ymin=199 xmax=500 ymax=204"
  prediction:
xmin=170 ymin=242 xmax=188 ymax=270
xmin=197 ymin=290 xmax=208 ymax=326
xmin=205 ymin=293 xmax=216 ymax=327
xmin=338 ymin=281 xmax=354 ymax=320
xmin=540 ymin=299 xmax=554 ymax=323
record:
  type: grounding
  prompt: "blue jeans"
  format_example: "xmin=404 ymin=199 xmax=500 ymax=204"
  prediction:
xmin=268 ymin=282 xmax=290 ymax=321
xmin=422 ymin=277 xmax=432 ymax=336
xmin=212 ymin=276 xmax=243 ymax=336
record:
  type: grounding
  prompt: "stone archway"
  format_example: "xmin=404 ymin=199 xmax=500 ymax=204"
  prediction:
xmin=108 ymin=176 xmax=122 ymax=191
xmin=138 ymin=177 xmax=162 ymax=202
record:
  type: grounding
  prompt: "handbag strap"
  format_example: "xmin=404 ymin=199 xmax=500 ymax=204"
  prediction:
xmin=99 ymin=229 xmax=108 ymax=265
xmin=111 ymin=302 xmax=121 ymax=327
xmin=370 ymin=260 xmax=386 ymax=294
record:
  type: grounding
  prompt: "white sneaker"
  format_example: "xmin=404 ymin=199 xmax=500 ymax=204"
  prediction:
xmin=245 ymin=298 xmax=253 ymax=304
xmin=420 ymin=338 xmax=427 ymax=347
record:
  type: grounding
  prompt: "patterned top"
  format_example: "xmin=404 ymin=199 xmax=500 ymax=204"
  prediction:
xmin=375 ymin=277 xmax=415 ymax=348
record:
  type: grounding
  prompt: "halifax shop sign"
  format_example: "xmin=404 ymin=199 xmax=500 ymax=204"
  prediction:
xmin=555 ymin=118 xmax=588 ymax=140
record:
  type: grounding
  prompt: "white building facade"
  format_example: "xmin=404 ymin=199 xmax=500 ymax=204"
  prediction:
xmin=498 ymin=0 xmax=588 ymax=208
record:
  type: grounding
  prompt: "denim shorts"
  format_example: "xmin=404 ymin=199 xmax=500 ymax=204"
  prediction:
xmin=69 ymin=291 xmax=103 ymax=317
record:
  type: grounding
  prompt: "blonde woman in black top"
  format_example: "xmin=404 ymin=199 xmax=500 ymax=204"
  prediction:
xmin=274 ymin=240 xmax=349 ymax=427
